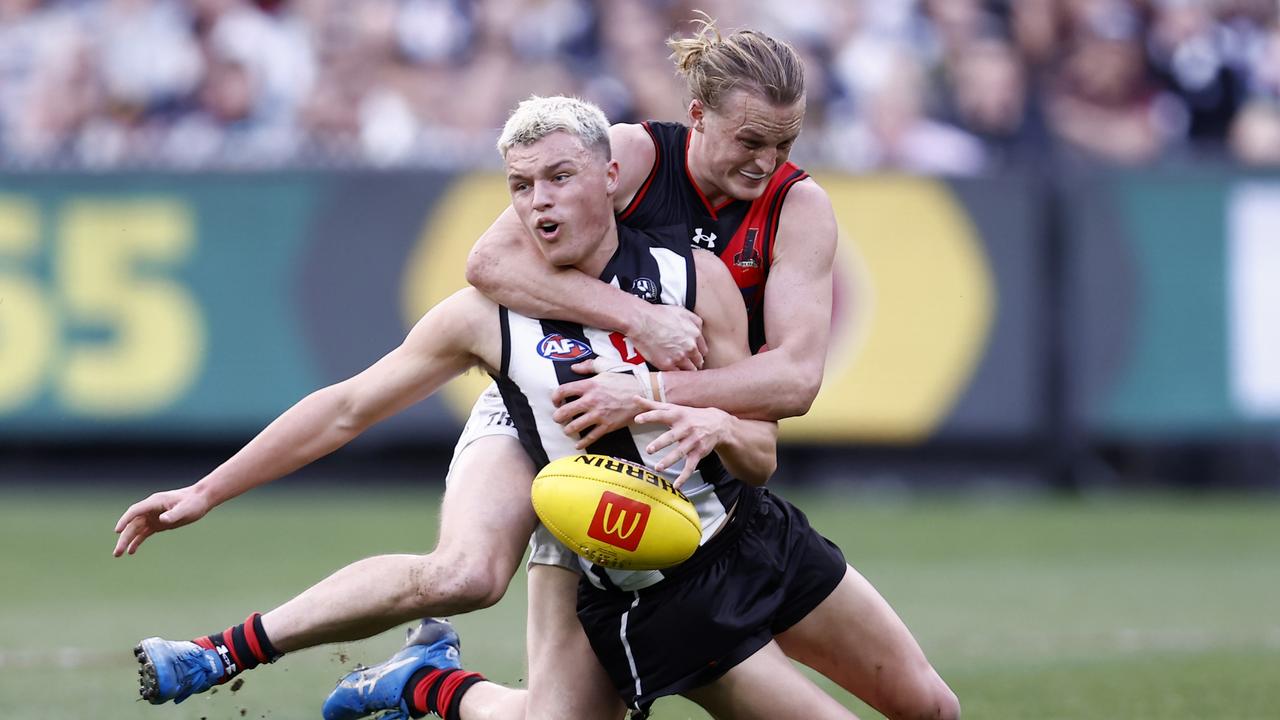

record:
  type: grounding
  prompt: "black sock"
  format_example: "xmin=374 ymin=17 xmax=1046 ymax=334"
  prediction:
xmin=193 ymin=612 xmax=281 ymax=682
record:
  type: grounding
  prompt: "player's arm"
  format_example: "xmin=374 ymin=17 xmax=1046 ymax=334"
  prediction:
xmin=113 ymin=290 xmax=500 ymax=556
xmin=634 ymin=250 xmax=778 ymax=487
xmin=658 ymin=180 xmax=836 ymax=419
xmin=465 ymin=125 xmax=706 ymax=371
xmin=554 ymin=181 xmax=836 ymax=440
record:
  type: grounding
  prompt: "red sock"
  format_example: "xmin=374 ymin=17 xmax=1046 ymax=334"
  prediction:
xmin=404 ymin=667 xmax=486 ymax=719
xmin=192 ymin=612 xmax=280 ymax=683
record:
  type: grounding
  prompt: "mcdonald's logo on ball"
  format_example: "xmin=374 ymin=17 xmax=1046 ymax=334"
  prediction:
xmin=531 ymin=454 xmax=702 ymax=571
xmin=587 ymin=492 xmax=651 ymax=551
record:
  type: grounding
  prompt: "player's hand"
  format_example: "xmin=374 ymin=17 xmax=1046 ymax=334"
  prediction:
xmin=634 ymin=397 xmax=733 ymax=488
xmin=630 ymin=304 xmax=706 ymax=371
xmin=553 ymin=359 xmax=648 ymax=448
xmin=112 ymin=486 xmax=213 ymax=557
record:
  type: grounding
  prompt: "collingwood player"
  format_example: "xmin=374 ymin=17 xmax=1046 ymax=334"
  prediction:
xmin=114 ymin=96 xmax=770 ymax=717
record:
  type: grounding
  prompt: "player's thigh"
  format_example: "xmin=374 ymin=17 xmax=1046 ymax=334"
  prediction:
xmin=525 ymin=565 xmax=625 ymax=720
xmin=775 ymin=564 xmax=955 ymax=719
xmin=684 ymin=640 xmax=855 ymax=720
xmin=436 ymin=433 xmax=537 ymax=565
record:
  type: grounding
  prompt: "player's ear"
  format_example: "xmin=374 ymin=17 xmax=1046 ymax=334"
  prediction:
xmin=605 ymin=158 xmax=620 ymax=195
xmin=688 ymin=99 xmax=705 ymax=132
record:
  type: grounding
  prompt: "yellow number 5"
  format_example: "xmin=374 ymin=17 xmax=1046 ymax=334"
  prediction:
xmin=0 ymin=196 xmax=203 ymax=417
xmin=0 ymin=198 xmax=56 ymax=412
xmin=56 ymin=201 xmax=204 ymax=416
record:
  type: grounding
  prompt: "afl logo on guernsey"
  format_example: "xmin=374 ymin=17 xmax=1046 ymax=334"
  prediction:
xmin=537 ymin=333 xmax=594 ymax=362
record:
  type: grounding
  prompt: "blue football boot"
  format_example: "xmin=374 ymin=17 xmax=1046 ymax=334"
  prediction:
xmin=322 ymin=619 xmax=462 ymax=720
xmin=134 ymin=637 xmax=226 ymax=704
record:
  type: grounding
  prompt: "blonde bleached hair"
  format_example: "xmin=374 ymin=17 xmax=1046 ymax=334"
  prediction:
xmin=497 ymin=95 xmax=612 ymax=160
xmin=667 ymin=12 xmax=805 ymax=111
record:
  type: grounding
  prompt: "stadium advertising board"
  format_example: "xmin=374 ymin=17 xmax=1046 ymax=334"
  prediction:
xmin=1064 ymin=170 xmax=1280 ymax=437
xmin=0 ymin=171 xmax=1043 ymax=445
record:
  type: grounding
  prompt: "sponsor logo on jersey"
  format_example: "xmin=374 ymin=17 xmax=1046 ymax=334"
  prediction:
xmin=587 ymin=491 xmax=650 ymax=551
xmin=692 ymin=227 xmax=717 ymax=249
xmin=537 ymin=333 xmax=594 ymax=362
xmin=609 ymin=331 xmax=647 ymax=365
xmin=630 ymin=277 xmax=659 ymax=303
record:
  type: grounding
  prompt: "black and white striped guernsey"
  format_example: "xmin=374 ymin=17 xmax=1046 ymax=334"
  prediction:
xmin=492 ymin=223 xmax=744 ymax=592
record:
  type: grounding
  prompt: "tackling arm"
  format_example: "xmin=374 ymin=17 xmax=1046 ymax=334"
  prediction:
xmin=573 ymin=249 xmax=778 ymax=488
xmin=658 ymin=180 xmax=837 ymax=420
xmin=685 ymin=249 xmax=778 ymax=485
xmin=465 ymin=124 xmax=705 ymax=371
xmin=464 ymin=208 xmax=653 ymax=329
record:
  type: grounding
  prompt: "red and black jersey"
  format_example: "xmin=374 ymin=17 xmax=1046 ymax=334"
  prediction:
xmin=617 ymin=121 xmax=809 ymax=353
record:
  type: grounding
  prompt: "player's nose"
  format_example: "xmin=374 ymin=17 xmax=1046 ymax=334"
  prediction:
xmin=531 ymin=181 xmax=553 ymax=210
xmin=753 ymin=148 xmax=777 ymax=174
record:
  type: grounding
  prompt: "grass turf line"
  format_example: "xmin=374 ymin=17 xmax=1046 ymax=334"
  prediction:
xmin=1 ymin=485 xmax=1277 ymax=719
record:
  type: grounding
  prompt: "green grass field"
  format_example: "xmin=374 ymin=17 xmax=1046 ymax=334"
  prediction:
xmin=2 ymin=483 xmax=1278 ymax=719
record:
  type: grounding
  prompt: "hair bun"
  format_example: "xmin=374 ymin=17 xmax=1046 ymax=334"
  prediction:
xmin=666 ymin=12 xmax=804 ymax=110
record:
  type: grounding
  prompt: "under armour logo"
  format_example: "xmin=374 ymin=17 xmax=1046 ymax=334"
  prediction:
xmin=215 ymin=644 xmax=237 ymax=676
xmin=692 ymin=228 xmax=717 ymax=249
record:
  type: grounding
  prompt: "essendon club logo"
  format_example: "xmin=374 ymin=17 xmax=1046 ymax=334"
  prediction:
xmin=733 ymin=228 xmax=761 ymax=269
xmin=586 ymin=491 xmax=651 ymax=552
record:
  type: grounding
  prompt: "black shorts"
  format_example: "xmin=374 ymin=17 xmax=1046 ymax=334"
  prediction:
xmin=576 ymin=486 xmax=847 ymax=715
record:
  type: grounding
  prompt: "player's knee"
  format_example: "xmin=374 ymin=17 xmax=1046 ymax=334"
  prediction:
xmin=408 ymin=552 xmax=510 ymax=612
xmin=451 ymin=571 xmax=508 ymax=610
xmin=884 ymin=671 xmax=959 ymax=720
xmin=930 ymin=684 xmax=961 ymax=720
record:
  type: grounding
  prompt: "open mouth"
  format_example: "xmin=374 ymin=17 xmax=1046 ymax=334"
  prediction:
xmin=740 ymin=170 xmax=768 ymax=181
xmin=537 ymin=221 xmax=561 ymax=238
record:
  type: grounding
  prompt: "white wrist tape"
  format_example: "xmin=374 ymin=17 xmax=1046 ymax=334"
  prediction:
xmin=605 ymin=362 xmax=654 ymax=401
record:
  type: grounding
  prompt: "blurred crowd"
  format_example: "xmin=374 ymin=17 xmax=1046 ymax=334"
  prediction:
xmin=1 ymin=0 xmax=1279 ymax=171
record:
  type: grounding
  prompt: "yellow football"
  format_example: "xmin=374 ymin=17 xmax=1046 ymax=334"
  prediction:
xmin=531 ymin=454 xmax=701 ymax=571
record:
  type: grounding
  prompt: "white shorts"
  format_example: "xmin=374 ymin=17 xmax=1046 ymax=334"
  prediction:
xmin=449 ymin=382 xmax=580 ymax=573
xmin=447 ymin=383 xmax=519 ymax=475
xmin=527 ymin=525 xmax=582 ymax=574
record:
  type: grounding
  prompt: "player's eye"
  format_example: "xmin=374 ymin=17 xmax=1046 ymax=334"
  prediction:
xmin=554 ymin=173 xmax=571 ymax=182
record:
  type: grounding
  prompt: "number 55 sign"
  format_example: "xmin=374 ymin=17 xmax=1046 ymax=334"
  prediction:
xmin=0 ymin=196 xmax=204 ymax=417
